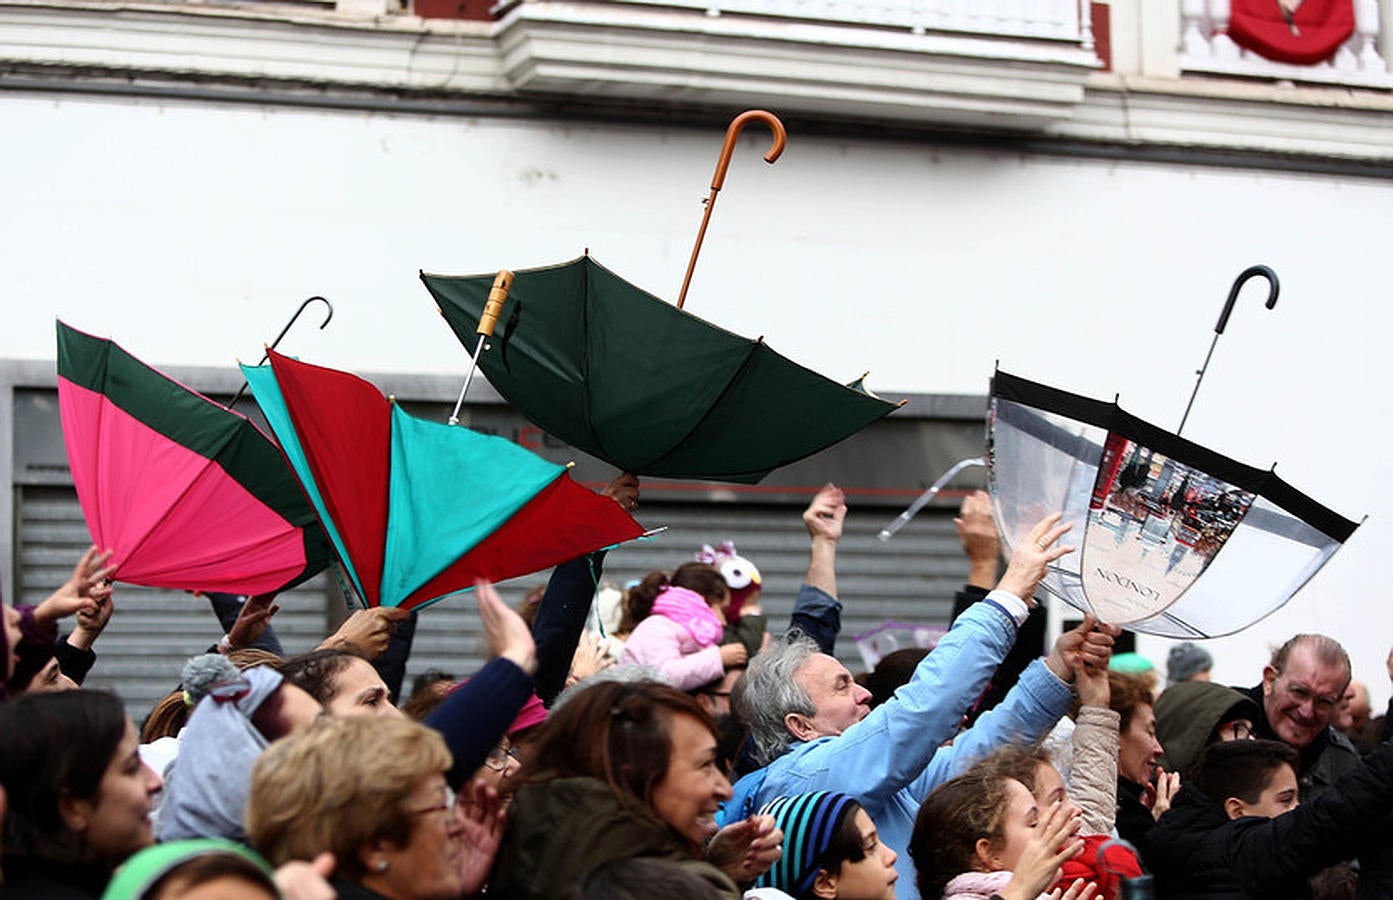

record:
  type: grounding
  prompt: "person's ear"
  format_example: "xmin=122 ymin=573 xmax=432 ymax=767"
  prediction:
xmin=359 ymin=840 xmax=392 ymax=878
xmin=1262 ymin=665 xmax=1278 ymax=697
xmin=1223 ymin=796 xmax=1247 ymax=820
xmin=56 ymin=790 xmax=90 ymax=834
xmin=811 ymin=867 xmax=839 ymax=899
xmin=974 ymin=836 xmax=999 ymax=871
xmin=784 ymin=712 xmax=816 ymax=743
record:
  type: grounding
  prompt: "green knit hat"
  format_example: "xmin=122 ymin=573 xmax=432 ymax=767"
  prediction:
xmin=101 ymin=838 xmax=277 ymax=900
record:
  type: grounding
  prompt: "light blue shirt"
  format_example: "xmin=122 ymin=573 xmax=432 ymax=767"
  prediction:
xmin=721 ymin=596 xmax=1073 ymax=900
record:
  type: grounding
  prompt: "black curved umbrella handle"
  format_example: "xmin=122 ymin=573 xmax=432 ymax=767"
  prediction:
xmin=226 ymin=296 xmax=334 ymax=408
xmin=1179 ymin=265 xmax=1280 ymax=434
xmin=1214 ymin=265 xmax=1279 ymax=335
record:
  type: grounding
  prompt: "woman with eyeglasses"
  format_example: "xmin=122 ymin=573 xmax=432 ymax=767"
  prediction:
xmin=477 ymin=740 xmax=521 ymax=795
xmin=247 ymin=715 xmax=465 ymax=900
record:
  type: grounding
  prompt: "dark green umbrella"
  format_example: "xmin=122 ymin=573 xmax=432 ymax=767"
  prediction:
xmin=420 ymin=254 xmax=901 ymax=483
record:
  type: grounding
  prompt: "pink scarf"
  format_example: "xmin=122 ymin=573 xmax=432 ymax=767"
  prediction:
xmin=942 ymin=870 xmax=1053 ymax=900
xmin=650 ymin=586 xmax=723 ymax=647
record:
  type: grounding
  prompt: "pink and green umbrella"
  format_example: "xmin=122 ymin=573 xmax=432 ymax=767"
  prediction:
xmin=242 ymin=349 xmax=646 ymax=610
xmin=56 ymin=321 xmax=335 ymax=594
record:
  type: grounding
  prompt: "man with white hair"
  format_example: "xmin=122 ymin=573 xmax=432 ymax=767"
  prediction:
xmin=721 ymin=514 xmax=1115 ymax=900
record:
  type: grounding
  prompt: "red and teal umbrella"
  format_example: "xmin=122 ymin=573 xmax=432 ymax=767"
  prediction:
xmin=242 ymin=349 xmax=646 ymax=610
xmin=56 ymin=321 xmax=335 ymax=594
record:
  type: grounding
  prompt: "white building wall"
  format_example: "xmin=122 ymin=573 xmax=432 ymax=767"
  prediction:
xmin=3 ymin=87 xmax=1389 ymax=704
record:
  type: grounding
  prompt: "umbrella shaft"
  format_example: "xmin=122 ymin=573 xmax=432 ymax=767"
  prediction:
xmin=677 ymin=194 xmax=719 ymax=310
xmin=1178 ymin=334 xmax=1222 ymax=436
xmin=449 ymin=335 xmax=489 ymax=426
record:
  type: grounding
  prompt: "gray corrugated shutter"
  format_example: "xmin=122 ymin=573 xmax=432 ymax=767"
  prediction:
xmin=15 ymin=485 xmax=334 ymax=723
xmin=401 ymin=499 xmax=967 ymax=690
xmin=18 ymin=486 xmax=970 ymax=718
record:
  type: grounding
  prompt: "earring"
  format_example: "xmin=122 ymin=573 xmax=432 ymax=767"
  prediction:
xmin=375 ymin=860 xmax=389 ymax=873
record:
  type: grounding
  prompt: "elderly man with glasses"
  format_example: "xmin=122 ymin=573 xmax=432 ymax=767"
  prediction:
xmin=1238 ymin=633 xmax=1359 ymax=803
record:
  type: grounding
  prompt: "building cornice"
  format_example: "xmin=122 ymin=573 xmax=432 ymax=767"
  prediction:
xmin=5 ymin=0 xmax=1393 ymax=165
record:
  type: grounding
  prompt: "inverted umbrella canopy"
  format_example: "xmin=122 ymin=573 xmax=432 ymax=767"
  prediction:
xmin=421 ymin=255 xmax=901 ymax=483
xmin=242 ymin=349 xmax=646 ymax=610
xmin=988 ymin=370 xmax=1358 ymax=638
xmin=55 ymin=321 xmax=335 ymax=594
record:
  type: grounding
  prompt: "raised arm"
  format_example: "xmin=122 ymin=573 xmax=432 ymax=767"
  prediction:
xmin=907 ymin=617 xmax=1115 ymax=800
xmin=54 ymin=584 xmax=115 ymax=685
xmin=530 ymin=473 xmax=634 ymax=704
xmin=426 ymin=581 xmax=537 ymax=788
xmin=778 ymin=516 xmax=1076 ymax=807
xmin=802 ymin=483 xmax=846 ymax=599
xmin=954 ymin=490 xmax=1000 ymax=591
xmin=1066 ymin=624 xmax=1121 ymax=835
xmin=789 ymin=484 xmax=847 ymax=654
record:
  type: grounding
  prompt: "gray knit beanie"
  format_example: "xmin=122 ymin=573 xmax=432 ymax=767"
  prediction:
xmin=1166 ymin=641 xmax=1213 ymax=686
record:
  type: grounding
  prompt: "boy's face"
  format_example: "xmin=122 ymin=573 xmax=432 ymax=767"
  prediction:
xmin=1229 ymin=762 xmax=1300 ymax=819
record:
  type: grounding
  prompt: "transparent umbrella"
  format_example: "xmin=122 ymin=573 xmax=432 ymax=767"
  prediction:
xmin=987 ymin=266 xmax=1359 ymax=637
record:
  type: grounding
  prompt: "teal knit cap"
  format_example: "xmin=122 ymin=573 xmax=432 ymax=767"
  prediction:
xmin=755 ymin=791 xmax=858 ymax=897
xmin=101 ymin=838 xmax=276 ymax=899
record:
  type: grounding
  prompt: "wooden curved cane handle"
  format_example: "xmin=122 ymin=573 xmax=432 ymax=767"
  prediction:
xmin=478 ymin=270 xmax=515 ymax=337
xmin=710 ymin=110 xmax=787 ymax=192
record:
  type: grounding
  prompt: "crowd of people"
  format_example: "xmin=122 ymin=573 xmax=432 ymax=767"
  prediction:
xmin=1 ymin=477 xmax=1391 ymax=900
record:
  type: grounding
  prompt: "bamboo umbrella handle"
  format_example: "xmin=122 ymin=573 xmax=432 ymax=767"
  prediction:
xmin=677 ymin=110 xmax=786 ymax=310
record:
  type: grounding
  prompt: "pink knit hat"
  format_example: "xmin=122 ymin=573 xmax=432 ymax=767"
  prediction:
xmin=508 ymin=691 xmax=547 ymax=736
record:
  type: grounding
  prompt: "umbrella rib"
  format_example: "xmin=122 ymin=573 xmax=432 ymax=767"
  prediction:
xmin=631 ymin=339 xmax=765 ymax=474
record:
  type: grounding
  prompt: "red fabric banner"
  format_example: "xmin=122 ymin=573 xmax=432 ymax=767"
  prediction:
xmin=1228 ymin=0 xmax=1355 ymax=66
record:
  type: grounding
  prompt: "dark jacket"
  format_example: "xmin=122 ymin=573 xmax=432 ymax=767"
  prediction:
xmin=489 ymin=776 xmax=739 ymax=900
xmin=328 ymin=879 xmax=389 ymax=899
xmin=1115 ymin=776 xmax=1156 ymax=850
xmin=0 ymin=856 xmax=109 ymax=899
xmin=1144 ymin=734 xmax=1393 ymax=899
xmin=1240 ymin=683 xmax=1359 ymax=803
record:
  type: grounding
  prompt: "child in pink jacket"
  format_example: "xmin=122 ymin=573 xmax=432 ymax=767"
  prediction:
xmin=619 ymin=563 xmax=748 ymax=691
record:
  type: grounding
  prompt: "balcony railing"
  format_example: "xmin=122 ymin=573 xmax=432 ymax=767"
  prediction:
xmin=1179 ymin=0 xmax=1393 ymax=88
xmin=602 ymin=0 xmax=1091 ymax=44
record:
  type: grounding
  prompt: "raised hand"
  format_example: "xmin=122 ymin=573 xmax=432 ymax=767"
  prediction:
xmin=69 ymin=589 xmax=115 ymax=652
xmin=36 ymin=546 xmax=113 ymax=625
xmin=320 ymin=606 xmax=411 ymax=659
xmin=1150 ymin=770 xmax=1182 ymax=820
xmin=996 ymin=513 xmax=1074 ymax=607
xmin=476 ymin=580 xmax=538 ymax=675
xmin=706 ymin=814 xmax=783 ymax=883
xmin=998 ymin=800 xmax=1083 ymax=900
xmin=569 ymin=630 xmax=615 ymax=683
xmin=602 ymin=472 xmax=640 ymax=515
xmin=1045 ymin=615 xmax=1119 ymax=685
xmin=226 ymin=592 xmax=280 ymax=652
xmin=803 ymin=483 xmax=847 ymax=544
xmin=455 ymin=778 xmax=508 ymax=895
xmin=954 ymin=490 xmax=1001 ymax=589
xmin=1050 ymin=880 xmax=1102 ymax=900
